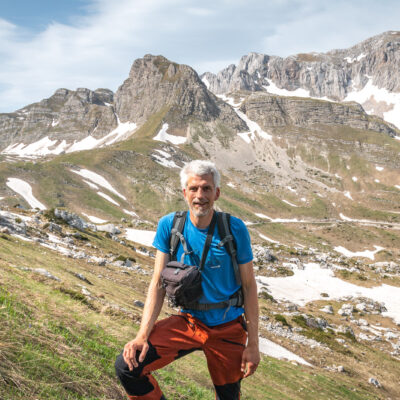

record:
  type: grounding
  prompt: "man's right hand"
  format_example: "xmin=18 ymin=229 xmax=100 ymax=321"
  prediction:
xmin=123 ymin=336 xmax=149 ymax=371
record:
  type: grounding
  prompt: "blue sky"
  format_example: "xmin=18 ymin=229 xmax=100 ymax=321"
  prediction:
xmin=0 ymin=0 xmax=399 ymax=112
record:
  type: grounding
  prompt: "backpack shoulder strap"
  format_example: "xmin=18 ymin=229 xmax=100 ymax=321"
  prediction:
xmin=216 ymin=212 xmax=241 ymax=285
xmin=169 ymin=211 xmax=187 ymax=261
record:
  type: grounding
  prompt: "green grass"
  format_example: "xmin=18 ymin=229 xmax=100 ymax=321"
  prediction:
xmin=0 ymin=228 xmax=388 ymax=400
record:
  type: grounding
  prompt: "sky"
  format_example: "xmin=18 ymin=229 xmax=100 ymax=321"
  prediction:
xmin=0 ymin=0 xmax=399 ymax=113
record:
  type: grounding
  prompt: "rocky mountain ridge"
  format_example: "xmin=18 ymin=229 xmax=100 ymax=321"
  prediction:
xmin=240 ymin=92 xmax=398 ymax=136
xmin=0 ymin=88 xmax=117 ymax=151
xmin=202 ymin=31 xmax=400 ymax=128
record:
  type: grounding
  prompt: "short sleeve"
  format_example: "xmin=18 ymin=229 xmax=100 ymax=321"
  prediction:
xmin=230 ymin=216 xmax=253 ymax=264
xmin=152 ymin=213 xmax=175 ymax=254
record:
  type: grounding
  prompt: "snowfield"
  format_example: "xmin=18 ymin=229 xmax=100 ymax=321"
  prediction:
xmin=6 ymin=178 xmax=46 ymax=210
xmin=257 ymin=263 xmax=400 ymax=324
xmin=125 ymin=229 xmax=156 ymax=247
xmin=153 ymin=123 xmax=187 ymax=145
xmin=1 ymin=118 xmax=137 ymax=157
xmin=71 ymin=168 xmax=127 ymax=200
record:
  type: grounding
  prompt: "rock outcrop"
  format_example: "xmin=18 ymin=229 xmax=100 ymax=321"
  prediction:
xmin=202 ymin=31 xmax=400 ymax=98
xmin=0 ymin=88 xmax=117 ymax=150
xmin=115 ymin=54 xmax=246 ymax=132
xmin=240 ymin=93 xmax=398 ymax=136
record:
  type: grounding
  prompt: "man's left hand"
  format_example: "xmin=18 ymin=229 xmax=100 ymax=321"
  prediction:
xmin=241 ymin=344 xmax=260 ymax=378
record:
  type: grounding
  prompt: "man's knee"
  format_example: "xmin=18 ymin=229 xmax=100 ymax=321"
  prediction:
xmin=115 ymin=351 xmax=140 ymax=379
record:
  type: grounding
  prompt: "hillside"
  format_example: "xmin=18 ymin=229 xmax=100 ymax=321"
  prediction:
xmin=1 ymin=33 xmax=400 ymax=399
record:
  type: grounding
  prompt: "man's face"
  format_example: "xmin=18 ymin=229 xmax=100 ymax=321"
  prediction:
xmin=183 ymin=173 xmax=220 ymax=218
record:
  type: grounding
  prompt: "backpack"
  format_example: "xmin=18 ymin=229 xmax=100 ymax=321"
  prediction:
xmin=163 ymin=210 xmax=243 ymax=311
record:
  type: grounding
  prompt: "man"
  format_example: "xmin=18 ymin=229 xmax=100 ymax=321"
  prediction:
xmin=115 ymin=160 xmax=260 ymax=399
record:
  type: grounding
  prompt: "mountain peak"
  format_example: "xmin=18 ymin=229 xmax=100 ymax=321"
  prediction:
xmin=114 ymin=54 xmax=246 ymax=133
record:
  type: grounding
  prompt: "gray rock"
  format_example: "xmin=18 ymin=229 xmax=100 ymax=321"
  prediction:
xmin=54 ymin=208 xmax=88 ymax=231
xmin=252 ymin=245 xmax=276 ymax=263
xmin=338 ymin=304 xmax=354 ymax=316
xmin=320 ymin=305 xmax=334 ymax=314
xmin=368 ymin=377 xmax=382 ymax=388
xmin=73 ymin=272 xmax=92 ymax=285
xmin=49 ymin=222 xmax=62 ymax=233
xmin=33 ymin=268 xmax=61 ymax=281
xmin=97 ymin=224 xmax=121 ymax=235
xmin=133 ymin=300 xmax=145 ymax=308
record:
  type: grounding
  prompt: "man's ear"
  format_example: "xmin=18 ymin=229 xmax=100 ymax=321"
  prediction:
xmin=215 ymin=187 xmax=220 ymax=200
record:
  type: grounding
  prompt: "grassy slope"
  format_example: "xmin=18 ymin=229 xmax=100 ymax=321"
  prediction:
xmin=0 ymin=229 xmax=386 ymax=400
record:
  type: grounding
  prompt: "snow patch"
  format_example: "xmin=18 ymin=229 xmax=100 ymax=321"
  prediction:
xmin=2 ymin=119 xmax=137 ymax=158
xmin=344 ymin=78 xmax=400 ymax=129
xmin=344 ymin=53 xmax=366 ymax=63
xmin=66 ymin=119 xmax=137 ymax=152
xmin=125 ymin=229 xmax=156 ymax=247
xmin=70 ymin=169 xmax=126 ymax=200
xmin=202 ymin=76 xmax=210 ymax=89
xmin=334 ymin=245 xmax=384 ymax=260
xmin=97 ymin=192 xmax=119 ymax=206
xmin=153 ymin=123 xmax=187 ymax=145
xmin=123 ymin=209 xmax=139 ymax=217
xmin=263 ymin=79 xmax=311 ymax=98
xmin=216 ymin=95 xmax=272 ymax=142
xmin=344 ymin=191 xmax=353 ymax=200
xmin=82 ymin=213 xmax=108 ymax=224
xmin=282 ymin=199 xmax=298 ymax=207
xmin=256 ymin=263 xmax=400 ymax=324
xmin=6 ymin=178 xmax=46 ymax=210
xmin=259 ymin=337 xmax=312 ymax=366
xmin=152 ymin=150 xmax=180 ymax=168
xmin=235 ymin=109 xmax=273 ymax=142
xmin=2 ymin=136 xmax=58 ymax=157
xmin=83 ymin=180 xmax=99 ymax=190
xmin=255 ymin=213 xmax=271 ymax=220
xmin=258 ymin=233 xmax=280 ymax=244
xmin=339 ymin=213 xmax=353 ymax=221
xmin=255 ymin=213 xmax=301 ymax=223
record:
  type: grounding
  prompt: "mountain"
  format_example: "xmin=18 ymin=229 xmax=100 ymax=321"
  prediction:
xmin=1 ymin=33 xmax=400 ymax=399
xmin=201 ymin=31 xmax=400 ymax=130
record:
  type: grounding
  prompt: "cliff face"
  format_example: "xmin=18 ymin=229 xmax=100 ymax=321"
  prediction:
xmin=240 ymin=93 xmax=398 ymax=137
xmin=114 ymin=54 xmax=246 ymax=132
xmin=1 ymin=32 xmax=399 ymax=156
xmin=0 ymin=55 xmax=248 ymax=153
xmin=0 ymin=88 xmax=117 ymax=150
xmin=202 ymin=31 xmax=400 ymax=125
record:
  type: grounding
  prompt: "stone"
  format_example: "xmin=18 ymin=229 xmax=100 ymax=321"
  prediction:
xmin=97 ymin=224 xmax=121 ymax=235
xmin=133 ymin=300 xmax=145 ymax=308
xmin=338 ymin=304 xmax=354 ymax=316
xmin=368 ymin=378 xmax=382 ymax=388
xmin=320 ymin=305 xmax=334 ymax=314
xmin=33 ymin=268 xmax=61 ymax=281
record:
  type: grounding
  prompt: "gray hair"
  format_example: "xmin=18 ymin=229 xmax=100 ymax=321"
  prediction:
xmin=180 ymin=160 xmax=221 ymax=189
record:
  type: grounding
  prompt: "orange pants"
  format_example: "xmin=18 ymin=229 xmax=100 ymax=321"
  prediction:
xmin=115 ymin=313 xmax=247 ymax=400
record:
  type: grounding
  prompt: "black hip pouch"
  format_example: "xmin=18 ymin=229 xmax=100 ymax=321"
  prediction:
xmin=161 ymin=261 xmax=202 ymax=307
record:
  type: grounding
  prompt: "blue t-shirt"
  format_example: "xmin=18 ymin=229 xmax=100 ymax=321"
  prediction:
xmin=153 ymin=211 xmax=253 ymax=326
